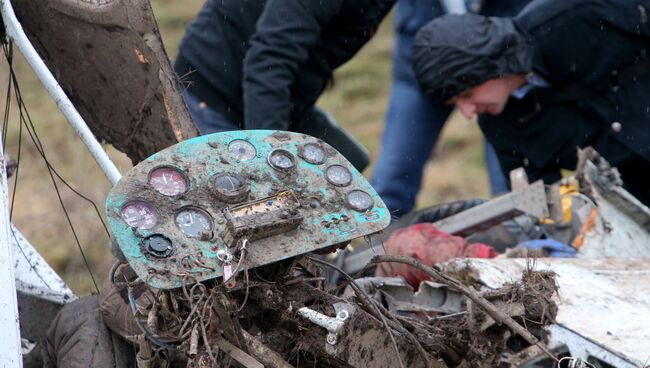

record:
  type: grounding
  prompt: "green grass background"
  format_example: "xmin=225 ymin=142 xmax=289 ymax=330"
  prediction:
xmin=0 ymin=0 xmax=488 ymax=294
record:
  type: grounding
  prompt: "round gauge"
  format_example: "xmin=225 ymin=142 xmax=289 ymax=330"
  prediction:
xmin=268 ymin=149 xmax=296 ymax=170
xmin=346 ymin=190 xmax=374 ymax=212
xmin=211 ymin=173 xmax=249 ymax=202
xmin=120 ymin=201 xmax=157 ymax=229
xmin=301 ymin=143 xmax=326 ymax=164
xmin=175 ymin=208 xmax=213 ymax=238
xmin=149 ymin=167 xmax=187 ymax=196
xmin=326 ymin=165 xmax=352 ymax=186
xmin=214 ymin=173 xmax=246 ymax=192
xmin=143 ymin=234 xmax=174 ymax=258
xmin=228 ymin=140 xmax=257 ymax=161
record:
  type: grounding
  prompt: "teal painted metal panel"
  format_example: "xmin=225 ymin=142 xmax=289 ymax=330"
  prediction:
xmin=106 ymin=130 xmax=389 ymax=289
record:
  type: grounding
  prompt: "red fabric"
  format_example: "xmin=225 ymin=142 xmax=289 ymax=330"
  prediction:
xmin=376 ymin=223 xmax=497 ymax=289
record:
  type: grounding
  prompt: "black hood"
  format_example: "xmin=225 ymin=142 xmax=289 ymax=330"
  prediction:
xmin=412 ymin=14 xmax=533 ymax=104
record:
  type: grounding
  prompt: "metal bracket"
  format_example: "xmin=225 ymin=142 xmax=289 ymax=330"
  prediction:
xmin=433 ymin=180 xmax=550 ymax=237
xmin=297 ymin=302 xmax=355 ymax=355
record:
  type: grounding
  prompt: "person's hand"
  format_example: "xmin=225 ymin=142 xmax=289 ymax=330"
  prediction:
xmin=515 ymin=239 xmax=577 ymax=258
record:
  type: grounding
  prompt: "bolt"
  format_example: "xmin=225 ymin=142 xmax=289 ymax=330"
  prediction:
xmin=326 ymin=334 xmax=337 ymax=345
xmin=336 ymin=310 xmax=349 ymax=321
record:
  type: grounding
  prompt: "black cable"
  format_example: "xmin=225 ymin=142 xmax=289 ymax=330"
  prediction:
xmin=4 ymin=45 xmax=103 ymax=293
xmin=2 ymin=43 xmax=12 ymax=147
xmin=9 ymin=104 xmax=21 ymax=219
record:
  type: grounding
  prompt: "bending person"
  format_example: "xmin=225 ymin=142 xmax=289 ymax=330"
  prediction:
xmin=411 ymin=0 xmax=650 ymax=205
xmin=174 ymin=0 xmax=396 ymax=171
xmin=371 ymin=0 xmax=530 ymax=218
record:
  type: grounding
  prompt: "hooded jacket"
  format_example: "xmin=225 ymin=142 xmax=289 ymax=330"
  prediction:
xmin=177 ymin=0 xmax=394 ymax=130
xmin=479 ymin=0 xmax=650 ymax=197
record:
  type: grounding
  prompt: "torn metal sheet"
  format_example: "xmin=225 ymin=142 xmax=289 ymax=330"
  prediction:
xmin=441 ymin=258 xmax=650 ymax=366
xmin=350 ymin=277 xmax=464 ymax=315
xmin=11 ymin=224 xmax=76 ymax=341
xmin=433 ymin=180 xmax=550 ymax=237
xmin=572 ymin=157 xmax=650 ymax=258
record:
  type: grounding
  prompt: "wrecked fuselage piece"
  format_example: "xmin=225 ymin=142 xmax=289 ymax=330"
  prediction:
xmin=99 ymin=130 xmax=559 ymax=368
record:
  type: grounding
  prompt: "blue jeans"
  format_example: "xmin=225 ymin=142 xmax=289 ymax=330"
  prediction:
xmin=182 ymin=90 xmax=238 ymax=134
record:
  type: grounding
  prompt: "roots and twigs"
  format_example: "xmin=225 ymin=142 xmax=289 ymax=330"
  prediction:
xmin=366 ymin=255 xmax=559 ymax=367
xmin=130 ymin=255 xmax=558 ymax=368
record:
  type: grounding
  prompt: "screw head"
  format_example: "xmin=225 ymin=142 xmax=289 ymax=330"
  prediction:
xmin=326 ymin=334 xmax=337 ymax=345
xmin=337 ymin=310 xmax=349 ymax=321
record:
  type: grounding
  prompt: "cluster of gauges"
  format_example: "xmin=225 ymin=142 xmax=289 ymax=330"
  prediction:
xmin=118 ymin=139 xmax=375 ymax=235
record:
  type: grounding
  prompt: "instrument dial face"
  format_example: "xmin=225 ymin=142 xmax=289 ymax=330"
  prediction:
xmin=214 ymin=173 xmax=246 ymax=193
xmin=347 ymin=190 xmax=374 ymax=212
xmin=120 ymin=201 xmax=157 ymax=229
xmin=268 ymin=149 xmax=296 ymax=170
xmin=149 ymin=167 xmax=187 ymax=196
xmin=301 ymin=143 xmax=326 ymax=164
xmin=228 ymin=140 xmax=257 ymax=161
xmin=175 ymin=208 xmax=213 ymax=238
xmin=326 ymin=165 xmax=352 ymax=186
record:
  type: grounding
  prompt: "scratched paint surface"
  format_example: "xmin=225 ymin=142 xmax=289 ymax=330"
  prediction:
xmin=106 ymin=130 xmax=390 ymax=289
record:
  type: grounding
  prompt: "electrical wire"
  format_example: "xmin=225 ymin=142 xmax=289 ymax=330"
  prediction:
xmin=2 ymin=40 xmax=110 ymax=293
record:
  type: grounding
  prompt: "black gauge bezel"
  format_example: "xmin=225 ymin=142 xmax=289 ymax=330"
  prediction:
xmin=147 ymin=165 xmax=190 ymax=197
xmin=174 ymin=206 xmax=214 ymax=239
xmin=120 ymin=200 xmax=159 ymax=230
xmin=267 ymin=149 xmax=297 ymax=171
xmin=228 ymin=139 xmax=257 ymax=162
xmin=325 ymin=164 xmax=353 ymax=187
xmin=299 ymin=143 xmax=327 ymax=165
xmin=142 ymin=234 xmax=175 ymax=258
xmin=346 ymin=190 xmax=375 ymax=212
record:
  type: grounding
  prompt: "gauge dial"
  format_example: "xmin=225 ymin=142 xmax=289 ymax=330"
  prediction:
xmin=149 ymin=167 xmax=187 ymax=196
xmin=214 ymin=173 xmax=246 ymax=193
xmin=268 ymin=149 xmax=296 ymax=170
xmin=346 ymin=190 xmax=374 ymax=212
xmin=301 ymin=143 xmax=326 ymax=164
xmin=228 ymin=140 xmax=257 ymax=161
xmin=211 ymin=173 xmax=249 ymax=202
xmin=326 ymin=165 xmax=352 ymax=186
xmin=175 ymin=208 xmax=213 ymax=238
xmin=120 ymin=201 xmax=157 ymax=229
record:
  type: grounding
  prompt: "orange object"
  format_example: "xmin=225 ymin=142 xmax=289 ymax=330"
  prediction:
xmin=572 ymin=207 xmax=598 ymax=250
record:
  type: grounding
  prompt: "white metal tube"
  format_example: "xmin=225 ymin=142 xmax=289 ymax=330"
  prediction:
xmin=0 ymin=127 xmax=23 ymax=366
xmin=297 ymin=307 xmax=344 ymax=333
xmin=1 ymin=0 xmax=122 ymax=185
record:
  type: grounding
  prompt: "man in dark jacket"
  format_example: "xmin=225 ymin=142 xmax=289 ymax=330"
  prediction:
xmin=175 ymin=0 xmax=395 ymax=170
xmin=412 ymin=0 xmax=650 ymax=204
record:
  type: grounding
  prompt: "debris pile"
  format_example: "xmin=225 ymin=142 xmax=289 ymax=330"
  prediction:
xmin=131 ymin=255 xmax=558 ymax=368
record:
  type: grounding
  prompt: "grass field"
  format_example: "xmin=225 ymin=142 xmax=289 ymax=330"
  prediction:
xmin=0 ymin=1 xmax=488 ymax=294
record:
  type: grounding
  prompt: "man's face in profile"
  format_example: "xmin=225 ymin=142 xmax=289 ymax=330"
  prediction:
xmin=448 ymin=76 xmax=524 ymax=119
